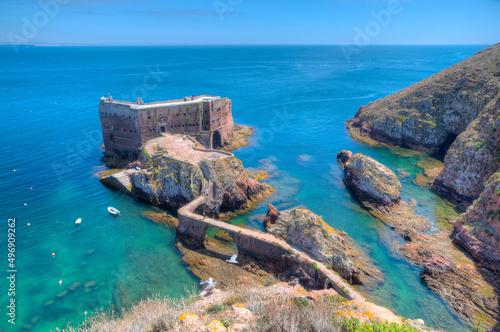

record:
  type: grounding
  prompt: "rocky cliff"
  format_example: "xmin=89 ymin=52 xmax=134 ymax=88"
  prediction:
xmin=452 ymin=172 xmax=500 ymax=273
xmin=338 ymin=151 xmax=401 ymax=212
xmin=348 ymin=43 xmax=500 ymax=209
xmin=337 ymin=151 xmax=500 ymax=330
xmin=131 ymin=153 xmax=272 ymax=213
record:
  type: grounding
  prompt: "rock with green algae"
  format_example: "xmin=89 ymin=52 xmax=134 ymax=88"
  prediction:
xmin=131 ymin=153 xmax=272 ymax=213
xmin=453 ymin=171 xmax=500 ymax=273
xmin=347 ymin=43 xmax=500 ymax=209
xmin=337 ymin=151 xmax=401 ymax=212
xmin=264 ymin=204 xmax=356 ymax=282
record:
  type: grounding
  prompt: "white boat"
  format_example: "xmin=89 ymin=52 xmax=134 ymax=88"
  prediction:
xmin=75 ymin=218 xmax=82 ymax=224
xmin=107 ymin=207 xmax=121 ymax=215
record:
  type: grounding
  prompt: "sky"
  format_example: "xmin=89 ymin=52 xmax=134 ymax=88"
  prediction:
xmin=0 ymin=0 xmax=499 ymax=46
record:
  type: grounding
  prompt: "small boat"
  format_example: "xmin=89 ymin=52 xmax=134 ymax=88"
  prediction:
xmin=75 ymin=218 xmax=82 ymax=224
xmin=107 ymin=207 xmax=121 ymax=216
xmin=135 ymin=166 xmax=142 ymax=171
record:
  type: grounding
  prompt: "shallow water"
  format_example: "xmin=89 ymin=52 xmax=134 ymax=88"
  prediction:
xmin=0 ymin=45 xmax=485 ymax=331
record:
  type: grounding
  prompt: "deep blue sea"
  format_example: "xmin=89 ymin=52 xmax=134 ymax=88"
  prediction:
xmin=0 ymin=45 xmax=487 ymax=331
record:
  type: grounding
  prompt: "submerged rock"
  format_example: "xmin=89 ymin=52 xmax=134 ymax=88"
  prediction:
xmin=337 ymin=151 xmax=401 ymax=212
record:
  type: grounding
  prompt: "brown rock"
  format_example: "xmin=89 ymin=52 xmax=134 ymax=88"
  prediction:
xmin=263 ymin=203 xmax=280 ymax=231
xmin=452 ymin=172 xmax=500 ymax=273
xmin=336 ymin=150 xmax=353 ymax=169
xmin=339 ymin=152 xmax=401 ymax=212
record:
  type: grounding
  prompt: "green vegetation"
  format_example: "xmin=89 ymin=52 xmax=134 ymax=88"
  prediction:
xmin=142 ymin=150 xmax=153 ymax=168
xmin=207 ymin=304 xmax=228 ymax=314
xmin=471 ymin=313 xmax=485 ymax=332
xmin=291 ymin=297 xmax=309 ymax=308
xmin=341 ymin=317 xmax=420 ymax=332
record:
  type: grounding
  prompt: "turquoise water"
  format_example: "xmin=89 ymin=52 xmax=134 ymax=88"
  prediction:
xmin=0 ymin=45 xmax=486 ymax=331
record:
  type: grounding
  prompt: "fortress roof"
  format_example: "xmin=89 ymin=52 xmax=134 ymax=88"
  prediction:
xmin=100 ymin=95 xmax=222 ymax=110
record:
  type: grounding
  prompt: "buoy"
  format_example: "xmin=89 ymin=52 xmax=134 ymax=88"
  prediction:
xmin=24 ymin=203 xmax=27 ymax=206
xmin=27 ymin=223 xmax=30 ymax=226
xmin=52 ymin=253 xmax=55 ymax=257
xmin=30 ymin=187 xmax=33 ymax=190
xmin=13 ymin=169 xmax=16 ymax=172
xmin=59 ymin=279 xmax=62 ymax=285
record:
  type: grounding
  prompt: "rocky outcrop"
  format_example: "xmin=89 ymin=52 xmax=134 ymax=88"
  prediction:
xmin=263 ymin=204 xmax=384 ymax=287
xmin=337 ymin=151 xmax=401 ymax=212
xmin=452 ymin=172 xmax=500 ymax=273
xmin=131 ymin=153 xmax=272 ymax=213
xmin=264 ymin=206 xmax=354 ymax=280
xmin=347 ymin=43 xmax=500 ymax=209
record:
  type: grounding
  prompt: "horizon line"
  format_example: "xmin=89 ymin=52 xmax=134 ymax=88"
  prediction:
xmin=0 ymin=43 xmax=496 ymax=47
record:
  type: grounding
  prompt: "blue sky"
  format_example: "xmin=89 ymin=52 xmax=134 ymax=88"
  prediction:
xmin=1 ymin=0 xmax=499 ymax=45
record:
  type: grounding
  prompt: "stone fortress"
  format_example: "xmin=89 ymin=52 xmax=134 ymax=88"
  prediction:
xmin=98 ymin=95 xmax=234 ymax=160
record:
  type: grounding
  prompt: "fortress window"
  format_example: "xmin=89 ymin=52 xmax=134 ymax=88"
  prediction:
xmin=130 ymin=130 xmax=132 ymax=133
xmin=129 ymin=116 xmax=131 ymax=119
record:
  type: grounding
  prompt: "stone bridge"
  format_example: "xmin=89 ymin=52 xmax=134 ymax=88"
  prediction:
xmin=177 ymin=196 xmax=365 ymax=302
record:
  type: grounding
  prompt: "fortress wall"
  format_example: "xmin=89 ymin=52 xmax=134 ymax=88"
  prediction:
xmin=137 ymin=108 xmax=160 ymax=143
xmin=98 ymin=101 xmax=142 ymax=159
xmin=211 ymin=98 xmax=234 ymax=145
xmin=139 ymin=102 xmax=208 ymax=137
xmin=202 ymin=101 xmax=212 ymax=131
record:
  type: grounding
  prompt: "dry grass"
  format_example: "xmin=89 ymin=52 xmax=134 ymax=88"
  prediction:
xmin=58 ymin=285 xmax=349 ymax=332
xmin=252 ymin=296 xmax=342 ymax=332
xmin=59 ymin=290 xmax=199 ymax=332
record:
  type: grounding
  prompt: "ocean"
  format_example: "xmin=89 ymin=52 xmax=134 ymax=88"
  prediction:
xmin=0 ymin=45 xmax=487 ymax=331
